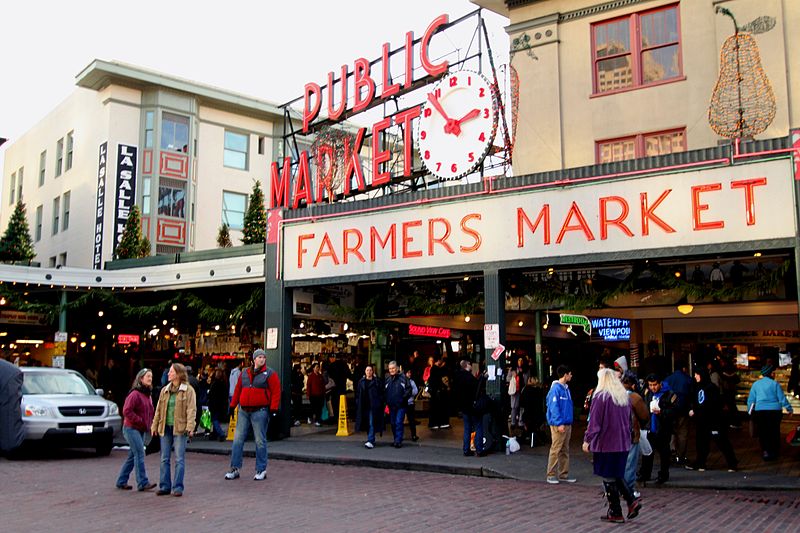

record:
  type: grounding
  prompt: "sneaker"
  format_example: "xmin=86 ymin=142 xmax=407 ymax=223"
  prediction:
xmin=253 ymin=470 xmax=267 ymax=481
xmin=727 ymin=466 xmax=738 ymax=473
xmin=314 ymin=422 xmax=322 ymax=427
xmin=440 ymin=424 xmax=451 ymax=429
xmin=138 ymin=483 xmax=157 ymax=492
xmin=293 ymin=420 xmax=301 ymax=427
xmin=430 ymin=426 xmax=440 ymax=430
xmin=633 ymin=490 xmax=641 ymax=499
xmin=559 ymin=477 xmax=577 ymax=483
xmin=172 ymin=491 xmax=182 ymax=497
xmin=364 ymin=442 xmax=374 ymax=449
xmin=155 ymin=489 xmax=170 ymax=496
xmin=115 ymin=484 xmax=132 ymax=490
xmin=684 ymin=463 xmax=705 ymax=472
xmin=225 ymin=468 xmax=240 ymax=480
xmin=626 ymin=497 xmax=642 ymax=519
xmin=546 ymin=476 xmax=560 ymax=484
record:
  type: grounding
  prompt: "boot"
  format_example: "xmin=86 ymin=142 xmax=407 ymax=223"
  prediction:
xmin=601 ymin=481 xmax=624 ymax=523
xmin=616 ymin=479 xmax=642 ymax=519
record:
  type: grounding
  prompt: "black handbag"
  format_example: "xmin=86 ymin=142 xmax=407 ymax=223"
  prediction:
xmin=145 ymin=433 xmax=160 ymax=455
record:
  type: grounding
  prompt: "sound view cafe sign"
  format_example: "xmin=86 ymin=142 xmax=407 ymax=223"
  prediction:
xmin=269 ymin=15 xmax=451 ymax=210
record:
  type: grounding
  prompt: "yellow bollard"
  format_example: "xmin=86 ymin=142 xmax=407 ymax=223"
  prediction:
xmin=226 ymin=407 xmax=238 ymax=441
xmin=336 ymin=394 xmax=352 ymax=436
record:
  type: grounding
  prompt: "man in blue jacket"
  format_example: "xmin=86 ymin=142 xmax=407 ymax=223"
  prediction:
xmin=385 ymin=361 xmax=412 ymax=448
xmin=546 ymin=365 xmax=575 ymax=484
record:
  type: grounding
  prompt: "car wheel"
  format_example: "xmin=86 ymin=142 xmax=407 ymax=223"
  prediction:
xmin=95 ymin=437 xmax=113 ymax=456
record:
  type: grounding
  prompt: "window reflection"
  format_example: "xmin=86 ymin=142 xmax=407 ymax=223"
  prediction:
xmin=158 ymin=186 xmax=186 ymax=218
xmin=161 ymin=113 xmax=189 ymax=153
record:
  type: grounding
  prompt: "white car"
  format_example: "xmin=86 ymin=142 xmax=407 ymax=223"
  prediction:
xmin=20 ymin=367 xmax=122 ymax=455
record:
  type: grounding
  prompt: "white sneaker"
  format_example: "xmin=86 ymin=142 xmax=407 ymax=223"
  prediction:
xmin=546 ymin=476 xmax=560 ymax=484
xmin=440 ymin=424 xmax=451 ymax=429
xmin=364 ymin=442 xmax=374 ymax=449
xmin=293 ymin=420 xmax=301 ymax=427
xmin=253 ymin=470 xmax=267 ymax=481
xmin=314 ymin=422 xmax=322 ymax=427
xmin=225 ymin=468 xmax=240 ymax=480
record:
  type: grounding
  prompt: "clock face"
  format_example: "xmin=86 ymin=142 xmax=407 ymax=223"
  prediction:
xmin=417 ymin=70 xmax=498 ymax=180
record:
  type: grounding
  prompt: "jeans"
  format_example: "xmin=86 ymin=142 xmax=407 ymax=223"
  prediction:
xmin=624 ymin=441 xmax=640 ymax=493
xmin=231 ymin=407 xmax=269 ymax=473
xmin=117 ymin=427 xmax=149 ymax=489
xmin=211 ymin=416 xmax=225 ymax=439
xmin=389 ymin=406 xmax=406 ymax=444
xmin=367 ymin=411 xmax=376 ymax=444
xmin=159 ymin=425 xmax=188 ymax=493
xmin=463 ymin=413 xmax=484 ymax=454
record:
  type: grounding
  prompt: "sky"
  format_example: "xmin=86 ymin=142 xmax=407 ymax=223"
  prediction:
xmin=0 ymin=0 xmax=509 ymax=184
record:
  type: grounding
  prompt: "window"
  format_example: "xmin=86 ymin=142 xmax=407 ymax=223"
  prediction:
xmin=58 ymin=252 xmax=67 ymax=267
xmin=55 ymin=138 xmax=64 ymax=177
xmin=596 ymin=128 xmax=686 ymax=163
xmin=258 ymin=136 xmax=266 ymax=155
xmin=142 ymin=177 xmax=151 ymax=215
xmin=592 ymin=4 xmax=681 ymax=94
xmin=161 ymin=112 xmax=189 ymax=153
xmin=62 ymin=191 xmax=70 ymax=231
xmin=35 ymin=205 xmax=43 ymax=242
xmin=52 ymin=197 xmax=60 ymax=235
xmin=48 ymin=256 xmax=56 ymax=268
xmin=39 ymin=151 xmax=47 ymax=187
xmin=222 ymin=191 xmax=247 ymax=230
xmin=144 ymin=111 xmax=154 ymax=149
xmin=8 ymin=172 xmax=15 ymax=205
xmin=224 ymin=131 xmax=249 ymax=170
xmin=16 ymin=167 xmax=23 ymax=202
xmin=158 ymin=184 xmax=186 ymax=218
xmin=65 ymin=131 xmax=74 ymax=171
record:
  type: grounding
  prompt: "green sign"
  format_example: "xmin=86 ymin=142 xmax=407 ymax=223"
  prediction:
xmin=559 ymin=313 xmax=591 ymax=335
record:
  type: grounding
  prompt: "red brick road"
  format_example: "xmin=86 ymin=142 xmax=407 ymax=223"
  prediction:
xmin=3 ymin=449 xmax=799 ymax=532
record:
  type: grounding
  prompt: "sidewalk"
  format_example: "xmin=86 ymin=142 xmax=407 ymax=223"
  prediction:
xmin=181 ymin=415 xmax=800 ymax=491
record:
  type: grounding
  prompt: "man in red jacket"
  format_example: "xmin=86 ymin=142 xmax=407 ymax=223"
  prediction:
xmin=225 ymin=349 xmax=281 ymax=481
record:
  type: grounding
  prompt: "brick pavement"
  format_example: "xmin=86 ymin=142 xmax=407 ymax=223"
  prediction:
xmin=3 ymin=449 xmax=800 ymax=533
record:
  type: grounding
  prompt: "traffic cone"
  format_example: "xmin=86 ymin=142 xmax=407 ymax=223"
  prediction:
xmin=336 ymin=394 xmax=352 ymax=436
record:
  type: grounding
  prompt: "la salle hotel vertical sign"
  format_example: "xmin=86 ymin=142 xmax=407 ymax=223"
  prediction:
xmin=93 ymin=142 xmax=108 ymax=269
xmin=114 ymin=144 xmax=138 ymax=254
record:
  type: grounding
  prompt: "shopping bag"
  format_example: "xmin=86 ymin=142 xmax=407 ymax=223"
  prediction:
xmin=200 ymin=408 xmax=212 ymax=431
xmin=321 ymin=402 xmax=329 ymax=422
xmin=639 ymin=430 xmax=653 ymax=456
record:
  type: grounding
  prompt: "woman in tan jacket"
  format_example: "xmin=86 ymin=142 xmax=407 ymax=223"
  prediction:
xmin=151 ymin=363 xmax=196 ymax=497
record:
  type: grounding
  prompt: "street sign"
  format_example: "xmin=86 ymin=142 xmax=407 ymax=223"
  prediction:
xmin=484 ymin=324 xmax=499 ymax=349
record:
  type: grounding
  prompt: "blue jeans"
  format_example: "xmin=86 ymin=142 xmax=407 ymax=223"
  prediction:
xmin=211 ymin=416 xmax=225 ymax=439
xmin=159 ymin=425 xmax=188 ymax=493
xmin=624 ymin=441 xmax=640 ymax=494
xmin=367 ymin=411 xmax=376 ymax=444
xmin=463 ymin=413 xmax=484 ymax=454
xmin=389 ymin=406 xmax=406 ymax=444
xmin=231 ymin=407 xmax=269 ymax=473
xmin=117 ymin=427 xmax=149 ymax=489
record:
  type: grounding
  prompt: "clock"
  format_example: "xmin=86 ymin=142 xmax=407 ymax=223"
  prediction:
xmin=417 ymin=70 xmax=498 ymax=180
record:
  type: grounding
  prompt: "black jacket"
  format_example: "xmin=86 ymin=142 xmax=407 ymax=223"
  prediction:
xmin=384 ymin=373 xmax=412 ymax=408
xmin=355 ymin=377 xmax=385 ymax=432
xmin=0 ymin=360 xmax=24 ymax=453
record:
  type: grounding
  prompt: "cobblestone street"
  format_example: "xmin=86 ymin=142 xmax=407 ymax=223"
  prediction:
xmin=3 ymin=449 xmax=800 ymax=532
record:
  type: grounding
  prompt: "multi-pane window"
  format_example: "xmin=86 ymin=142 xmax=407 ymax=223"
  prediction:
xmin=62 ymin=191 xmax=70 ymax=231
xmin=55 ymin=138 xmax=64 ymax=177
xmin=17 ymin=167 xmax=23 ymax=202
xmin=142 ymin=177 xmax=151 ymax=215
xmin=158 ymin=184 xmax=186 ymax=218
xmin=9 ymin=172 xmax=16 ymax=205
xmin=144 ymin=111 xmax=154 ymax=149
xmin=592 ymin=4 xmax=681 ymax=94
xmin=597 ymin=129 xmax=686 ymax=163
xmin=35 ymin=205 xmax=43 ymax=242
xmin=224 ymin=131 xmax=249 ymax=170
xmin=161 ymin=112 xmax=189 ymax=153
xmin=52 ymin=197 xmax=60 ymax=235
xmin=222 ymin=191 xmax=247 ymax=230
xmin=39 ymin=151 xmax=46 ymax=187
xmin=65 ymin=131 xmax=74 ymax=171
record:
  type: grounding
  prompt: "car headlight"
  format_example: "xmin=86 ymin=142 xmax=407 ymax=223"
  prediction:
xmin=108 ymin=402 xmax=119 ymax=416
xmin=24 ymin=405 xmax=49 ymax=417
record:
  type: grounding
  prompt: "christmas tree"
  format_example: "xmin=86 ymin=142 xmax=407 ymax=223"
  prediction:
xmin=0 ymin=201 xmax=35 ymax=263
xmin=217 ymin=223 xmax=232 ymax=248
xmin=241 ymin=180 xmax=267 ymax=245
xmin=115 ymin=205 xmax=149 ymax=259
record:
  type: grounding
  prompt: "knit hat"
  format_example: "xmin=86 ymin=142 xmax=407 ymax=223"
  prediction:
xmin=613 ymin=356 xmax=628 ymax=373
xmin=252 ymin=348 xmax=266 ymax=360
xmin=761 ymin=364 xmax=774 ymax=376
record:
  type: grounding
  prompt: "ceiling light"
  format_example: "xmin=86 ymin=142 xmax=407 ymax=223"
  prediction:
xmin=677 ymin=303 xmax=694 ymax=315
xmin=98 ymin=310 xmax=104 ymax=317
xmin=753 ymin=252 xmax=762 ymax=257
xmin=464 ymin=316 xmax=471 ymax=323
xmin=106 ymin=324 xmax=112 ymax=330
xmin=518 ymin=321 xmax=524 ymax=327
xmin=172 ymin=305 xmax=178 ymax=311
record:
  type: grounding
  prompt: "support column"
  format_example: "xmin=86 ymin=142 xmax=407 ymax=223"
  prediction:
xmin=483 ymin=269 xmax=505 ymax=399
xmin=534 ymin=311 xmax=544 ymax=382
xmin=58 ymin=291 xmax=67 ymax=332
xmin=265 ymin=209 xmax=292 ymax=440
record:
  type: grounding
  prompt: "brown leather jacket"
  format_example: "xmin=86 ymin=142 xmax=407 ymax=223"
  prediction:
xmin=151 ymin=382 xmax=197 ymax=436
xmin=629 ymin=391 xmax=649 ymax=443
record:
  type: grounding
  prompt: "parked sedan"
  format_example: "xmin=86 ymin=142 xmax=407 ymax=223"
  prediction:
xmin=20 ymin=367 xmax=122 ymax=455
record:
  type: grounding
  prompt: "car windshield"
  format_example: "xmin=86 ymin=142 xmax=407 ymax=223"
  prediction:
xmin=22 ymin=372 xmax=96 ymax=395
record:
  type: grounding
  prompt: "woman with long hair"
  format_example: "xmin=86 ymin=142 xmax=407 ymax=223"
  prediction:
xmin=151 ymin=363 xmax=196 ymax=496
xmin=582 ymin=368 xmax=641 ymax=523
xmin=115 ymin=368 xmax=156 ymax=491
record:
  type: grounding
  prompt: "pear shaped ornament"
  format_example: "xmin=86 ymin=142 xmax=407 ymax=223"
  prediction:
xmin=708 ymin=30 xmax=776 ymax=139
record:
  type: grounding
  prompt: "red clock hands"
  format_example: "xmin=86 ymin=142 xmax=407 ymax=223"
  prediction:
xmin=427 ymin=92 xmax=461 ymax=136
xmin=450 ymin=109 xmax=481 ymax=136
